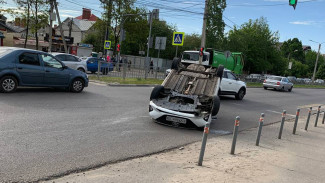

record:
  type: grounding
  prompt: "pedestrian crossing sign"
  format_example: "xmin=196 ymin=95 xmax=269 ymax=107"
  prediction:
xmin=104 ymin=40 xmax=111 ymax=49
xmin=172 ymin=32 xmax=185 ymax=46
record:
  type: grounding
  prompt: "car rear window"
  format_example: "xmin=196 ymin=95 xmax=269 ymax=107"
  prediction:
xmin=269 ymin=76 xmax=282 ymax=81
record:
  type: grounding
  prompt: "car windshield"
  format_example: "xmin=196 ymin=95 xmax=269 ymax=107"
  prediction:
xmin=182 ymin=52 xmax=208 ymax=62
xmin=269 ymin=76 xmax=282 ymax=81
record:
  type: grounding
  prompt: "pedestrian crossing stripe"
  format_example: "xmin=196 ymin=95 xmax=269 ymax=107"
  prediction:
xmin=172 ymin=32 xmax=185 ymax=46
xmin=104 ymin=40 xmax=111 ymax=49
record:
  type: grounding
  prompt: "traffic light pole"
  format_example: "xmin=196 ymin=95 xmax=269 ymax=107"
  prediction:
xmin=312 ymin=43 xmax=321 ymax=83
xmin=199 ymin=0 xmax=209 ymax=65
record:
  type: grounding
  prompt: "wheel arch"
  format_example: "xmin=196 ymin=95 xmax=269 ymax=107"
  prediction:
xmin=0 ymin=73 xmax=20 ymax=85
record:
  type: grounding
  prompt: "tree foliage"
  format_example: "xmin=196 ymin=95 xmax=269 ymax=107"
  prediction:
xmin=206 ymin=0 xmax=226 ymax=50
xmin=280 ymin=38 xmax=305 ymax=63
xmin=316 ymin=64 xmax=325 ymax=79
xmin=225 ymin=17 xmax=279 ymax=74
xmin=305 ymin=50 xmax=324 ymax=73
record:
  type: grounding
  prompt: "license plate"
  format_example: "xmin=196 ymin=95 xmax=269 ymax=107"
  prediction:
xmin=166 ymin=116 xmax=186 ymax=124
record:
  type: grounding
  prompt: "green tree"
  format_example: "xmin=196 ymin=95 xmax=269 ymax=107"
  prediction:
xmin=285 ymin=59 xmax=309 ymax=78
xmin=206 ymin=0 xmax=226 ymax=49
xmin=225 ymin=17 xmax=279 ymax=74
xmin=280 ymin=38 xmax=305 ymax=63
xmin=316 ymin=64 xmax=325 ymax=79
xmin=83 ymin=19 xmax=107 ymax=52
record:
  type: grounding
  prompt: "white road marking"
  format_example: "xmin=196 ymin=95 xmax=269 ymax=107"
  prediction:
xmin=266 ymin=110 xmax=296 ymax=117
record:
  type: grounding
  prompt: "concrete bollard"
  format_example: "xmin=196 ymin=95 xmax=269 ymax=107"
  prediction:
xmin=198 ymin=115 xmax=211 ymax=166
xmin=322 ymin=111 xmax=325 ymax=125
xmin=230 ymin=116 xmax=240 ymax=155
xmin=256 ymin=113 xmax=265 ymax=146
xmin=293 ymin=108 xmax=300 ymax=135
xmin=278 ymin=110 xmax=286 ymax=139
xmin=305 ymin=107 xmax=312 ymax=131
xmin=314 ymin=106 xmax=321 ymax=127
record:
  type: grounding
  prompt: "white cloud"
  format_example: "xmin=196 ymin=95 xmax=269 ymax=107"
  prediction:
xmin=289 ymin=21 xmax=315 ymax=25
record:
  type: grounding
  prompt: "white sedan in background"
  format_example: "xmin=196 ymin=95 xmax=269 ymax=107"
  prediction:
xmin=51 ymin=53 xmax=87 ymax=73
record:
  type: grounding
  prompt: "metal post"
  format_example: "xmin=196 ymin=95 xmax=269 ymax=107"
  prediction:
xmin=278 ymin=110 xmax=286 ymax=139
xmin=145 ymin=11 xmax=153 ymax=79
xmin=293 ymin=108 xmax=300 ymax=134
xmin=48 ymin=0 xmax=53 ymax=52
xmin=230 ymin=116 xmax=240 ymax=155
xmin=97 ymin=61 xmax=100 ymax=79
xmin=198 ymin=119 xmax=210 ymax=166
xmin=175 ymin=46 xmax=178 ymax=57
xmin=322 ymin=111 xmax=325 ymax=124
xmin=256 ymin=113 xmax=265 ymax=146
xmin=305 ymin=107 xmax=312 ymax=131
xmin=54 ymin=0 xmax=67 ymax=53
xmin=123 ymin=62 xmax=126 ymax=80
xmin=314 ymin=106 xmax=321 ymax=127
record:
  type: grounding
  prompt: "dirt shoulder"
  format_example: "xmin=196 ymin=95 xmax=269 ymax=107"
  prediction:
xmin=44 ymin=114 xmax=325 ymax=183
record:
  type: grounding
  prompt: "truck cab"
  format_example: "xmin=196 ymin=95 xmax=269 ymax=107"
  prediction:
xmin=181 ymin=51 xmax=210 ymax=66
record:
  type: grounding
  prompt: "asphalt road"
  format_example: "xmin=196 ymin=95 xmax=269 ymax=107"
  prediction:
xmin=0 ymin=84 xmax=324 ymax=182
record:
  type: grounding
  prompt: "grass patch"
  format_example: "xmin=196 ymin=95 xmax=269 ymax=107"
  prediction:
xmin=89 ymin=76 xmax=163 ymax=85
xmin=246 ymin=82 xmax=325 ymax=88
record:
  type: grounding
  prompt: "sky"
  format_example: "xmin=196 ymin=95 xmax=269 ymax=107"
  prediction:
xmin=2 ymin=0 xmax=325 ymax=52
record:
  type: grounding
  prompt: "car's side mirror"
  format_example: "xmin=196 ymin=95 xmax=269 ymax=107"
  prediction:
xmin=63 ymin=65 xmax=68 ymax=69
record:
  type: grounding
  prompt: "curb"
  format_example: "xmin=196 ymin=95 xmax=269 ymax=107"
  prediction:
xmin=108 ymin=84 xmax=159 ymax=87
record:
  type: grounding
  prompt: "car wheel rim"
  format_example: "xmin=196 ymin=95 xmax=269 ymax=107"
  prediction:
xmin=73 ymin=81 xmax=83 ymax=91
xmin=2 ymin=79 xmax=15 ymax=92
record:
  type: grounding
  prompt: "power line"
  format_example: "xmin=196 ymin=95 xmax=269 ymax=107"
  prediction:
xmin=228 ymin=0 xmax=319 ymax=7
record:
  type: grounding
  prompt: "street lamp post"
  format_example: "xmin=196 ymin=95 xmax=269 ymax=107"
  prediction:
xmin=310 ymin=40 xmax=325 ymax=83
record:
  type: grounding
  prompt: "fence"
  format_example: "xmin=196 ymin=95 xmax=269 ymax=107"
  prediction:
xmin=94 ymin=55 xmax=173 ymax=80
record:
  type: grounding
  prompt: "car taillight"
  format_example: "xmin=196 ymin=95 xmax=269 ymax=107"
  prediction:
xmin=277 ymin=82 xmax=280 ymax=85
xmin=263 ymin=80 xmax=266 ymax=83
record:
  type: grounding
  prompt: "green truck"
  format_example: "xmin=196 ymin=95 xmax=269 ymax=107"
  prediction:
xmin=181 ymin=49 xmax=244 ymax=74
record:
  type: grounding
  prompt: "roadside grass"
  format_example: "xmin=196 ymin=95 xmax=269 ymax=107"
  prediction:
xmin=89 ymin=76 xmax=163 ymax=85
xmin=246 ymin=82 xmax=325 ymax=89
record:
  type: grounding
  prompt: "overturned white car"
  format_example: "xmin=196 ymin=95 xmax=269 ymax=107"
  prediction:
xmin=149 ymin=60 xmax=224 ymax=128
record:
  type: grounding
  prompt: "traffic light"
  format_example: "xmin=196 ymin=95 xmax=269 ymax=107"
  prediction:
xmin=289 ymin=0 xmax=298 ymax=10
xmin=117 ymin=44 xmax=120 ymax=52
xmin=200 ymin=47 xmax=204 ymax=56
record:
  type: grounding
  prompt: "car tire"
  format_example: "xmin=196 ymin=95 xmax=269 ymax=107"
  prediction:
xmin=78 ymin=68 xmax=85 ymax=73
xmin=70 ymin=78 xmax=85 ymax=93
xmin=171 ymin=57 xmax=180 ymax=70
xmin=288 ymin=86 xmax=293 ymax=92
xmin=211 ymin=96 xmax=221 ymax=116
xmin=216 ymin=65 xmax=224 ymax=80
xmin=91 ymin=71 xmax=96 ymax=74
xmin=264 ymin=87 xmax=267 ymax=90
xmin=0 ymin=76 xmax=18 ymax=93
xmin=235 ymin=88 xmax=245 ymax=100
xmin=150 ymin=85 xmax=164 ymax=100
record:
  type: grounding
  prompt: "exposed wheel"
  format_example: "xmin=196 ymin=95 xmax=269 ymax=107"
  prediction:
xmin=216 ymin=65 xmax=224 ymax=80
xmin=211 ymin=96 xmax=221 ymax=116
xmin=70 ymin=78 xmax=85 ymax=93
xmin=281 ymin=86 xmax=285 ymax=91
xmin=77 ymin=68 xmax=85 ymax=73
xmin=235 ymin=88 xmax=245 ymax=100
xmin=171 ymin=57 xmax=180 ymax=70
xmin=0 ymin=76 xmax=18 ymax=93
xmin=91 ymin=71 xmax=96 ymax=74
xmin=150 ymin=86 xmax=164 ymax=100
xmin=264 ymin=87 xmax=267 ymax=90
xmin=288 ymin=86 xmax=293 ymax=92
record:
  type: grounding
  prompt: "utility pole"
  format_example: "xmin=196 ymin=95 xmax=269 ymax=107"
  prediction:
xmin=54 ymin=0 xmax=67 ymax=53
xmin=69 ymin=18 xmax=73 ymax=38
xmin=145 ymin=11 xmax=153 ymax=79
xmin=312 ymin=43 xmax=321 ymax=82
xmin=199 ymin=0 xmax=209 ymax=65
xmin=48 ymin=0 xmax=53 ymax=52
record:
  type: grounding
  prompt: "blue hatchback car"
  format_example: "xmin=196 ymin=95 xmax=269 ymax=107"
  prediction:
xmin=85 ymin=57 xmax=114 ymax=74
xmin=0 ymin=47 xmax=88 ymax=93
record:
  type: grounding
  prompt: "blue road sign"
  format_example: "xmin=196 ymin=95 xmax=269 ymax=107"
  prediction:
xmin=104 ymin=40 xmax=111 ymax=49
xmin=172 ymin=32 xmax=184 ymax=46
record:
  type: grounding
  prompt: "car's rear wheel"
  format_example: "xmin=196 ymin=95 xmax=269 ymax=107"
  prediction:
xmin=264 ymin=87 xmax=267 ymax=90
xmin=78 ymin=68 xmax=85 ymax=73
xmin=150 ymin=86 xmax=164 ymax=100
xmin=235 ymin=88 xmax=245 ymax=100
xmin=0 ymin=76 xmax=18 ymax=93
xmin=216 ymin=65 xmax=224 ymax=80
xmin=211 ymin=96 xmax=221 ymax=116
xmin=288 ymin=86 xmax=293 ymax=92
xmin=70 ymin=78 xmax=85 ymax=93
xmin=91 ymin=71 xmax=96 ymax=74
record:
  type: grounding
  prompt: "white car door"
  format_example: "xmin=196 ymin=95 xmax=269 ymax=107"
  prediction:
xmin=221 ymin=71 xmax=239 ymax=92
xmin=65 ymin=55 xmax=80 ymax=70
